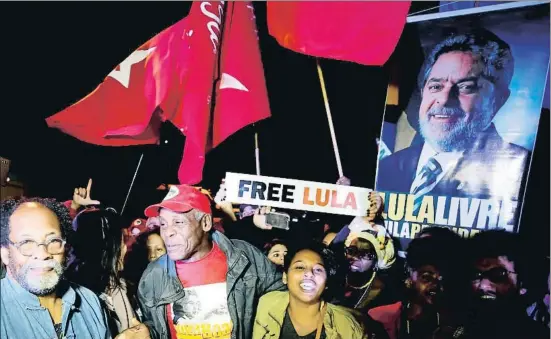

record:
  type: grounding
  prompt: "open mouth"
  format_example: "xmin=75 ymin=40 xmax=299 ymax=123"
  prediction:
xmin=299 ymin=280 xmax=317 ymax=292
xmin=429 ymin=114 xmax=460 ymax=122
xmin=428 ymin=109 xmax=463 ymax=123
xmin=480 ymin=294 xmax=497 ymax=300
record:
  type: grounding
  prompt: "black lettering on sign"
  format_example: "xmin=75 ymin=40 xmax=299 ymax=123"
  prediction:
xmin=282 ymin=185 xmax=295 ymax=203
xmin=251 ymin=181 xmax=267 ymax=200
xmin=267 ymin=183 xmax=281 ymax=201
xmin=238 ymin=180 xmax=251 ymax=198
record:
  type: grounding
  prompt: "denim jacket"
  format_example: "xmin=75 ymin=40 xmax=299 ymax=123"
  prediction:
xmin=137 ymin=231 xmax=286 ymax=339
xmin=1 ymin=276 xmax=111 ymax=339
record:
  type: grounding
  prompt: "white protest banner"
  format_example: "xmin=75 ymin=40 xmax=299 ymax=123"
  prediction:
xmin=224 ymin=172 xmax=372 ymax=217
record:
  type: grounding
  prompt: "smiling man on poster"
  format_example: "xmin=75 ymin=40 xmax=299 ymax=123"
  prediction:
xmin=377 ymin=28 xmax=530 ymax=207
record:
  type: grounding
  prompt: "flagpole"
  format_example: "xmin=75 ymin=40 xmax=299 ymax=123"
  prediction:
xmin=316 ymin=59 xmax=344 ymax=178
xmin=254 ymin=131 xmax=261 ymax=175
xmin=120 ymin=152 xmax=144 ymax=216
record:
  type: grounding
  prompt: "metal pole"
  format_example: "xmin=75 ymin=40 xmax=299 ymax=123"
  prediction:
xmin=120 ymin=153 xmax=144 ymax=216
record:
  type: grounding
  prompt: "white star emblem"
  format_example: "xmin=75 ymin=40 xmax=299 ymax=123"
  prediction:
xmin=108 ymin=47 xmax=156 ymax=88
xmin=219 ymin=73 xmax=248 ymax=92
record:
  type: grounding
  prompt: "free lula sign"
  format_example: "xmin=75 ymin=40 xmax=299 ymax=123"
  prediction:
xmin=224 ymin=172 xmax=372 ymax=217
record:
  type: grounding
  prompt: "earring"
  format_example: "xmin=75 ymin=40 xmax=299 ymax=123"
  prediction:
xmin=405 ymin=278 xmax=412 ymax=289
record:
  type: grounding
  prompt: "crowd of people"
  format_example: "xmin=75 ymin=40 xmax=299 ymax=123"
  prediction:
xmin=0 ymin=179 xmax=549 ymax=339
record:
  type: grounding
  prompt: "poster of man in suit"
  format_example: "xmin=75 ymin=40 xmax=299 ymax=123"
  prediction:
xmin=375 ymin=2 xmax=549 ymax=252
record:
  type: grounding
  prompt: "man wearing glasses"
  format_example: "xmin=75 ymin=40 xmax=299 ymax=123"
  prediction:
xmin=331 ymin=217 xmax=397 ymax=311
xmin=466 ymin=230 xmax=547 ymax=338
xmin=0 ymin=198 xmax=111 ymax=339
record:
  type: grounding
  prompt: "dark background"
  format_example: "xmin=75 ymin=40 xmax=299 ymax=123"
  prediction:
xmin=1 ymin=2 xmax=548 ymax=256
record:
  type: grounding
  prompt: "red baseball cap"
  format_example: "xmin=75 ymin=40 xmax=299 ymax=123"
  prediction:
xmin=144 ymin=184 xmax=212 ymax=217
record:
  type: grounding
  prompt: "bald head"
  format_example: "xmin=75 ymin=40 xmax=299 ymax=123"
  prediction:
xmin=9 ymin=202 xmax=62 ymax=241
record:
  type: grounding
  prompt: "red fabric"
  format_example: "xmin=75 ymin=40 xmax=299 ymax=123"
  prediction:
xmin=167 ymin=243 xmax=228 ymax=339
xmin=144 ymin=184 xmax=212 ymax=217
xmin=46 ymin=1 xmax=270 ymax=184
xmin=267 ymin=1 xmax=411 ymax=66
xmin=175 ymin=1 xmax=271 ymax=184
xmin=174 ymin=242 xmax=227 ymax=286
xmin=368 ymin=301 xmax=402 ymax=339
xmin=44 ymin=20 xmax=183 ymax=145
xmin=63 ymin=200 xmax=78 ymax=220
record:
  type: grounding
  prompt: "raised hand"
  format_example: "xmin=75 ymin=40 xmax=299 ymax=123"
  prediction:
xmin=365 ymin=191 xmax=384 ymax=222
xmin=214 ymin=179 xmax=237 ymax=221
xmin=336 ymin=176 xmax=351 ymax=186
xmin=71 ymin=178 xmax=101 ymax=210
xmin=253 ymin=206 xmax=274 ymax=230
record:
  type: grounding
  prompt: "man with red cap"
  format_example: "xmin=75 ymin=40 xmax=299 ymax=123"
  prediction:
xmin=117 ymin=185 xmax=285 ymax=339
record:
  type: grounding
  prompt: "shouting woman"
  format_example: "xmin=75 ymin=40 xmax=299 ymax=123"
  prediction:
xmin=253 ymin=240 xmax=366 ymax=339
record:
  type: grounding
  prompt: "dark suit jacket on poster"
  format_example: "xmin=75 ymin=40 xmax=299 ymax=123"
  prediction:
xmin=376 ymin=124 xmax=531 ymax=202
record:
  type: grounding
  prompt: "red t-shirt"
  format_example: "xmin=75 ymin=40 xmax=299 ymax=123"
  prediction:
xmin=167 ymin=243 xmax=232 ymax=339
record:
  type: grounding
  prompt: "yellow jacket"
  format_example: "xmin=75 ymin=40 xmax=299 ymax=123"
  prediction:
xmin=252 ymin=291 xmax=367 ymax=339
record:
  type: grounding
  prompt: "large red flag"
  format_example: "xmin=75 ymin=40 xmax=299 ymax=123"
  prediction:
xmin=171 ymin=1 xmax=271 ymax=184
xmin=45 ymin=13 xmax=193 ymax=146
xmin=46 ymin=1 xmax=271 ymax=184
xmin=267 ymin=1 xmax=411 ymax=66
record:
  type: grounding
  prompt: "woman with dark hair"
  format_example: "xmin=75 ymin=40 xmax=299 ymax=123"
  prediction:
xmin=253 ymin=240 xmax=366 ymax=339
xmin=122 ymin=227 xmax=166 ymax=297
xmin=263 ymin=238 xmax=288 ymax=269
xmin=66 ymin=207 xmax=139 ymax=336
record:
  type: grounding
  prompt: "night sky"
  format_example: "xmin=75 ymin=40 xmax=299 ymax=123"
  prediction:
xmin=1 ymin=2 xmax=548 ymax=255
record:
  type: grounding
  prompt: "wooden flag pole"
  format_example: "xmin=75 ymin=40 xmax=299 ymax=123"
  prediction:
xmin=316 ymin=59 xmax=344 ymax=178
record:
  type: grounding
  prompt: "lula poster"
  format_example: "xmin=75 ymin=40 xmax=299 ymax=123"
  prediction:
xmin=375 ymin=1 xmax=550 ymax=253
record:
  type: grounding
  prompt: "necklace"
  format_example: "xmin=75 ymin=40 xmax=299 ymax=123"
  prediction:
xmin=405 ymin=302 xmax=440 ymax=335
xmin=346 ymin=272 xmax=376 ymax=309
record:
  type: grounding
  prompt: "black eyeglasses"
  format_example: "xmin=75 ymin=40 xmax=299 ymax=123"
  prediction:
xmin=472 ymin=267 xmax=517 ymax=284
xmin=345 ymin=246 xmax=376 ymax=260
xmin=8 ymin=238 xmax=66 ymax=257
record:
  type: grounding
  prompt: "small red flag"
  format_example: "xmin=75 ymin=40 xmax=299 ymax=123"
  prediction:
xmin=267 ymin=1 xmax=411 ymax=66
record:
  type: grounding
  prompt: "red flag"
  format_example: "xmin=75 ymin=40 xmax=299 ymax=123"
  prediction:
xmin=175 ymin=1 xmax=271 ymax=184
xmin=267 ymin=2 xmax=411 ymax=66
xmin=45 ymin=15 xmax=194 ymax=146
xmin=46 ymin=1 xmax=271 ymax=184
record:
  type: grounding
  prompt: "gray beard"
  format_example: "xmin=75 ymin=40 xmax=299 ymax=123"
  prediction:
xmin=419 ymin=107 xmax=493 ymax=152
xmin=8 ymin=250 xmax=66 ymax=296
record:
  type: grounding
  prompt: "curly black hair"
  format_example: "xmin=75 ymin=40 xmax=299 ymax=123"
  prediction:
xmin=284 ymin=239 xmax=346 ymax=301
xmin=406 ymin=236 xmax=454 ymax=275
xmin=469 ymin=230 xmax=527 ymax=283
xmin=0 ymin=197 xmax=74 ymax=247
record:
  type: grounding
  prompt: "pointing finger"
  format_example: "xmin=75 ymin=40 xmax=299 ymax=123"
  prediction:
xmin=86 ymin=179 xmax=93 ymax=198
